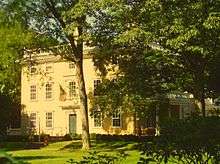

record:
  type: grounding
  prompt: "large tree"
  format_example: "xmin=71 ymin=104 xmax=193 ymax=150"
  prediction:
xmin=88 ymin=0 xmax=220 ymax=117
xmin=2 ymin=0 xmax=92 ymax=149
xmin=0 ymin=8 xmax=30 ymax=137
xmin=157 ymin=0 xmax=220 ymax=116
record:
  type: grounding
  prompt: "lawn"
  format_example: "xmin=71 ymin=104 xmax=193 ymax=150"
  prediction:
xmin=2 ymin=140 xmax=140 ymax=164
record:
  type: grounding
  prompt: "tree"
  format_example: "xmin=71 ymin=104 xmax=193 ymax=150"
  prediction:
xmin=0 ymin=1 xmax=59 ymax=137
xmin=88 ymin=0 xmax=220 ymax=117
xmin=157 ymin=0 xmax=220 ymax=117
xmin=0 ymin=8 xmax=30 ymax=138
xmin=2 ymin=0 xmax=93 ymax=149
xmin=87 ymin=0 xmax=179 ymax=118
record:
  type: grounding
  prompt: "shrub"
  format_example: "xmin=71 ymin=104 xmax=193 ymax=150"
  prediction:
xmin=139 ymin=116 xmax=220 ymax=164
xmin=67 ymin=151 xmax=128 ymax=164
xmin=0 ymin=151 xmax=27 ymax=164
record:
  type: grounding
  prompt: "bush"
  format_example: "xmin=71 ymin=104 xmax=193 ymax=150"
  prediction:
xmin=67 ymin=151 xmax=128 ymax=164
xmin=139 ymin=116 xmax=220 ymax=164
xmin=0 ymin=151 xmax=27 ymax=164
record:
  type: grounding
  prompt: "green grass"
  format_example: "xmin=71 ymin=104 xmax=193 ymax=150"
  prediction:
xmin=2 ymin=140 xmax=140 ymax=164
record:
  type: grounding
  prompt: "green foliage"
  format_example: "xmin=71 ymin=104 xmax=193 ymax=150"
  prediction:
xmin=0 ymin=94 xmax=20 ymax=140
xmin=0 ymin=151 xmax=27 ymax=164
xmin=88 ymin=0 xmax=220 ymax=117
xmin=67 ymin=151 xmax=128 ymax=164
xmin=139 ymin=116 xmax=220 ymax=164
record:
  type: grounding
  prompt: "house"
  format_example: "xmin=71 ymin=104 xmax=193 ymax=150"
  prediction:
xmin=20 ymin=48 xmax=136 ymax=136
xmin=20 ymin=48 xmax=195 ymax=137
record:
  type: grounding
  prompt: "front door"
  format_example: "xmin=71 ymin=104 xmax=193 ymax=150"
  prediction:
xmin=69 ymin=114 xmax=77 ymax=136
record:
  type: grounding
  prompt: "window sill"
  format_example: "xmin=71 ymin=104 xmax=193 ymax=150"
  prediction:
xmin=93 ymin=126 xmax=102 ymax=129
xmin=112 ymin=126 xmax=121 ymax=128
xmin=30 ymin=100 xmax=38 ymax=102
xmin=45 ymin=127 xmax=53 ymax=130
xmin=45 ymin=98 xmax=54 ymax=101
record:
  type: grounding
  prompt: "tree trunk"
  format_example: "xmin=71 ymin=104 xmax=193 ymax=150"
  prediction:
xmin=200 ymin=96 xmax=206 ymax=117
xmin=75 ymin=59 xmax=91 ymax=150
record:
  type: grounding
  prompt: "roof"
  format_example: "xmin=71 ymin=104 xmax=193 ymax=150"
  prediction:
xmin=22 ymin=45 xmax=96 ymax=65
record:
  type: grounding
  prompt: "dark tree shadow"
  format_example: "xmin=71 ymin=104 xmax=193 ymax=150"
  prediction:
xmin=59 ymin=141 xmax=82 ymax=150
xmin=15 ymin=155 xmax=59 ymax=161
xmin=60 ymin=140 xmax=138 ymax=152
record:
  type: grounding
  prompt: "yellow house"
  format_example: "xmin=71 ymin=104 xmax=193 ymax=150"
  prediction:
xmin=21 ymin=49 xmax=136 ymax=136
xmin=20 ymin=48 xmax=198 ymax=137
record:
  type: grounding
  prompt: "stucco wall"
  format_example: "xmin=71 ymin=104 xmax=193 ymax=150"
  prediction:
xmin=21 ymin=54 xmax=135 ymax=136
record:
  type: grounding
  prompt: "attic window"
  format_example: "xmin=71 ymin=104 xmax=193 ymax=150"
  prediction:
xmin=69 ymin=62 xmax=75 ymax=69
xmin=30 ymin=66 xmax=37 ymax=74
xmin=46 ymin=65 xmax=53 ymax=73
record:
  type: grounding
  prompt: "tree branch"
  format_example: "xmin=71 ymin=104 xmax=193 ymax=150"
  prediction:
xmin=44 ymin=0 xmax=80 ymax=60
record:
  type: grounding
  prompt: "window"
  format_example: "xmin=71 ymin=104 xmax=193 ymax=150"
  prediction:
xmin=46 ymin=83 xmax=53 ymax=99
xmin=94 ymin=111 xmax=102 ymax=127
xmin=69 ymin=81 xmax=76 ymax=99
xmin=94 ymin=79 xmax=101 ymax=96
xmin=112 ymin=110 xmax=121 ymax=127
xmin=46 ymin=65 xmax=53 ymax=73
xmin=30 ymin=85 xmax=37 ymax=100
xmin=30 ymin=113 xmax=36 ymax=128
xmin=69 ymin=62 xmax=75 ymax=69
xmin=46 ymin=112 xmax=53 ymax=128
xmin=30 ymin=66 xmax=37 ymax=74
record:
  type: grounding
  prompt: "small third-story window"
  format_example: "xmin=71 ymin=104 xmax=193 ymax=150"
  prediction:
xmin=94 ymin=111 xmax=102 ymax=127
xmin=94 ymin=79 xmax=101 ymax=96
xmin=46 ymin=112 xmax=53 ymax=128
xmin=46 ymin=65 xmax=53 ymax=73
xmin=30 ymin=66 xmax=37 ymax=74
xmin=69 ymin=81 xmax=76 ymax=99
xmin=30 ymin=85 xmax=37 ymax=100
xmin=45 ymin=83 xmax=53 ymax=99
xmin=30 ymin=113 xmax=36 ymax=128
xmin=112 ymin=110 xmax=121 ymax=127
xmin=69 ymin=62 xmax=75 ymax=69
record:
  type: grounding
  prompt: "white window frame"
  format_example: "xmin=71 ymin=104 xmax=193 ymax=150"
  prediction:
xmin=94 ymin=111 xmax=102 ymax=128
xmin=30 ymin=113 xmax=37 ymax=128
xmin=68 ymin=81 xmax=77 ymax=99
xmin=45 ymin=83 xmax=53 ymax=100
xmin=46 ymin=112 xmax=53 ymax=128
xmin=30 ymin=85 xmax=37 ymax=101
xmin=112 ymin=110 xmax=121 ymax=127
xmin=29 ymin=66 xmax=37 ymax=75
xmin=69 ymin=62 xmax=75 ymax=69
xmin=45 ymin=64 xmax=54 ymax=73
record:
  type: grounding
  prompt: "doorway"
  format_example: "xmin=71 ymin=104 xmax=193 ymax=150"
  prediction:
xmin=69 ymin=114 xmax=77 ymax=136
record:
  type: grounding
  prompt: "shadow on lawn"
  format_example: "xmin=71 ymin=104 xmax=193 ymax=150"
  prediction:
xmin=59 ymin=140 xmax=82 ymax=150
xmin=95 ymin=140 xmax=138 ymax=152
xmin=15 ymin=155 xmax=59 ymax=161
xmin=60 ymin=140 xmax=138 ymax=152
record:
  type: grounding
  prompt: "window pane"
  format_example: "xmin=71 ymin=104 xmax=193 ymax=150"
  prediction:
xmin=69 ymin=81 xmax=76 ymax=98
xmin=46 ymin=83 xmax=52 ymax=99
xmin=30 ymin=66 xmax=37 ymax=74
xmin=112 ymin=110 xmax=121 ymax=127
xmin=30 ymin=85 xmax=37 ymax=100
xmin=30 ymin=113 xmax=36 ymax=127
xmin=113 ymin=119 xmax=120 ymax=127
xmin=46 ymin=112 xmax=53 ymax=128
xmin=46 ymin=65 xmax=53 ymax=73
xmin=69 ymin=62 xmax=75 ymax=69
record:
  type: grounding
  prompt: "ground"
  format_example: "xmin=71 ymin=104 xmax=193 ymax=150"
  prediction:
xmin=2 ymin=140 xmax=140 ymax=164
